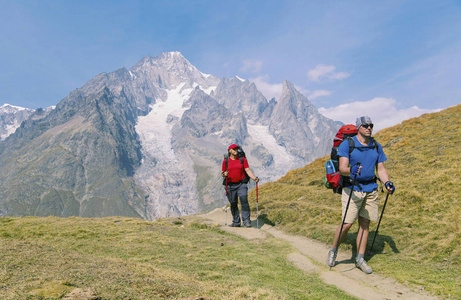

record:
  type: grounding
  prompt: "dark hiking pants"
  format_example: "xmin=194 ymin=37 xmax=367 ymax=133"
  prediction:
xmin=226 ymin=182 xmax=250 ymax=225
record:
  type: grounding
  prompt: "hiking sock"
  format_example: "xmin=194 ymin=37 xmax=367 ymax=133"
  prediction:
xmin=356 ymin=254 xmax=364 ymax=261
xmin=330 ymin=248 xmax=337 ymax=252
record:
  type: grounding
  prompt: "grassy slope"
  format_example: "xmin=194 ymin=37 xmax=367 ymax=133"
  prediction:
xmin=0 ymin=106 xmax=459 ymax=299
xmin=0 ymin=216 xmax=354 ymax=299
xmin=249 ymin=105 xmax=461 ymax=298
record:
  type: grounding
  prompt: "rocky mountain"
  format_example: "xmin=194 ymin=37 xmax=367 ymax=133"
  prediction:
xmin=0 ymin=52 xmax=340 ymax=220
xmin=0 ymin=104 xmax=56 ymax=141
xmin=0 ymin=104 xmax=35 ymax=141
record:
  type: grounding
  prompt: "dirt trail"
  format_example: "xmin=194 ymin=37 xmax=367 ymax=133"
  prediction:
xmin=198 ymin=208 xmax=439 ymax=300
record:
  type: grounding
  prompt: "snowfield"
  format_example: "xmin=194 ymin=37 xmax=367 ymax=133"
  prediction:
xmin=134 ymin=83 xmax=199 ymax=220
xmin=247 ymin=123 xmax=294 ymax=176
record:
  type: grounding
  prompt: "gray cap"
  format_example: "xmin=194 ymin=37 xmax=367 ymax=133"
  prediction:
xmin=356 ymin=116 xmax=373 ymax=130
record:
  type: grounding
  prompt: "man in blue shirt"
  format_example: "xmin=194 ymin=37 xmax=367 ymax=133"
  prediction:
xmin=327 ymin=116 xmax=395 ymax=274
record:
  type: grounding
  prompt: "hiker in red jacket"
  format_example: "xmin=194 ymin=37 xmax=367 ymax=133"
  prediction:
xmin=222 ymin=144 xmax=259 ymax=227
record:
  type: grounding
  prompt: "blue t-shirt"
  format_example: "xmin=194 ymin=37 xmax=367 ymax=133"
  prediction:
xmin=337 ymin=136 xmax=387 ymax=192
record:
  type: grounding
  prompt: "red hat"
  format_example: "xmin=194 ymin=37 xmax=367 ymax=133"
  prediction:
xmin=228 ymin=144 xmax=240 ymax=150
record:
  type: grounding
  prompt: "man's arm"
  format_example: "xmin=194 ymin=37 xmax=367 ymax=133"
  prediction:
xmin=377 ymin=162 xmax=395 ymax=193
xmin=339 ymin=156 xmax=350 ymax=176
xmin=340 ymin=156 xmax=362 ymax=176
xmin=377 ymin=162 xmax=390 ymax=183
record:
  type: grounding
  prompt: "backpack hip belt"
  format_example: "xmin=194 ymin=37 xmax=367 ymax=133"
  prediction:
xmin=357 ymin=177 xmax=377 ymax=185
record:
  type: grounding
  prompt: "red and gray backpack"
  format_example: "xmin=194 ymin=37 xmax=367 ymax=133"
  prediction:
xmin=324 ymin=125 xmax=357 ymax=193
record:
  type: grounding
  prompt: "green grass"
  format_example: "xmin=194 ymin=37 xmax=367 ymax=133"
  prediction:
xmin=1 ymin=106 xmax=459 ymax=299
xmin=0 ymin=216 xmax=354 ymax=299
xmin=250 ymin=105 xmax=461 ymax=298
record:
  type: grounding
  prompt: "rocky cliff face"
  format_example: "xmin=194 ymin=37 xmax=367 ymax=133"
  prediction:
xmin=0 ymin=104 xmax=36 ymax=141
xmin=0 ymin=52 xmax=340 ymax=220
xmin=0 ymin=89 xmax=147 ymax=218
xmin=270 ymin=81 xmax=339 ymax=163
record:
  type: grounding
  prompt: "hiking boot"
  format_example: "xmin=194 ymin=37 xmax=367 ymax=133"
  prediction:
xmin=243 ymin=222 xmax=251 ymax=228
xmin=355 ymin=258 xmax=372 ymax=274
xmin=327 ymin=249 xmax=336 ymax=267
xmin=229 ymin=223 xmax=241 ymax=227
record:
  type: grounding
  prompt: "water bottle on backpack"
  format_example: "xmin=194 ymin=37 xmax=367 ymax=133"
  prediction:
xmin=325 ymin=160 xmax=335 ymax=175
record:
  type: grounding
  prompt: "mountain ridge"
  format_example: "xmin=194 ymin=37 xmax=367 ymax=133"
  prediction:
xmin=0 ymin=51 xmax=340 ymax=220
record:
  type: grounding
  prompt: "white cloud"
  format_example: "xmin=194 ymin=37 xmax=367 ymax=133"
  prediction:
xmin=250 ymin=75 xmax=283 ymax=100
xmin=307 ymin=64 xmax=350 ymax=82
xmin=318 ymin=97 xmax=441 ymax=132
xmin=308 ymin=89 xmax=332 ymax=99
xmin=240 ymin=59 xmax=263 ymax=73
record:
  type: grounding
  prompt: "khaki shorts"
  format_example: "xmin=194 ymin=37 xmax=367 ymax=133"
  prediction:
xmin=341 ymin=188 xmax=379 ymax=223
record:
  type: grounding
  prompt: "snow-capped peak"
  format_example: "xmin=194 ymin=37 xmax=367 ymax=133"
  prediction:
xmin=0 ymin=104 xmax=36 ymax=141
xmin=1 ymin=103 xmax=28 ymax=112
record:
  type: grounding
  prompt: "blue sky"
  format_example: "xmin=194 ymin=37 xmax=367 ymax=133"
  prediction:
xmin=1 ymin=0 xmax=460 ymax=131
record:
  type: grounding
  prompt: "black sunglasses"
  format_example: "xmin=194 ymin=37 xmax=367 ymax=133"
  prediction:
xmin=362 ymin=124 xmax=374 ymax=129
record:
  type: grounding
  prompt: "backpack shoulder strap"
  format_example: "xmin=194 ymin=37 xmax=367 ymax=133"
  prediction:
xmin=369 ymin=137 xmax=382 ymax=183
xmin=347 ymin=137 xmax=355 ymax=156
xmin=348 ymin=136 xmax=380 ymax=152
xmin=369 ymin=137 xmax=376 ymax=146
xmin=240 ymin=157 xmax=246 ymax=172
xmin=369 ymin=137 xmax=381 ymax=160
xmin=224 ymin=156 xmax=245 ymax=170
xmin=370 ymin=137 xmax=379 ymax=151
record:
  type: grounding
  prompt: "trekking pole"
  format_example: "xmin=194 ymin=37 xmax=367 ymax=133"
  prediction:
xmin=225 ymin=170 xmax=228 ymax=226
xmin=256 ymin=179 xmax=259 ymax=228
xmin=368 ymin=191 xmax=391 ymax=255
xmin=331 ymin=162 xmax=360 ymax=270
